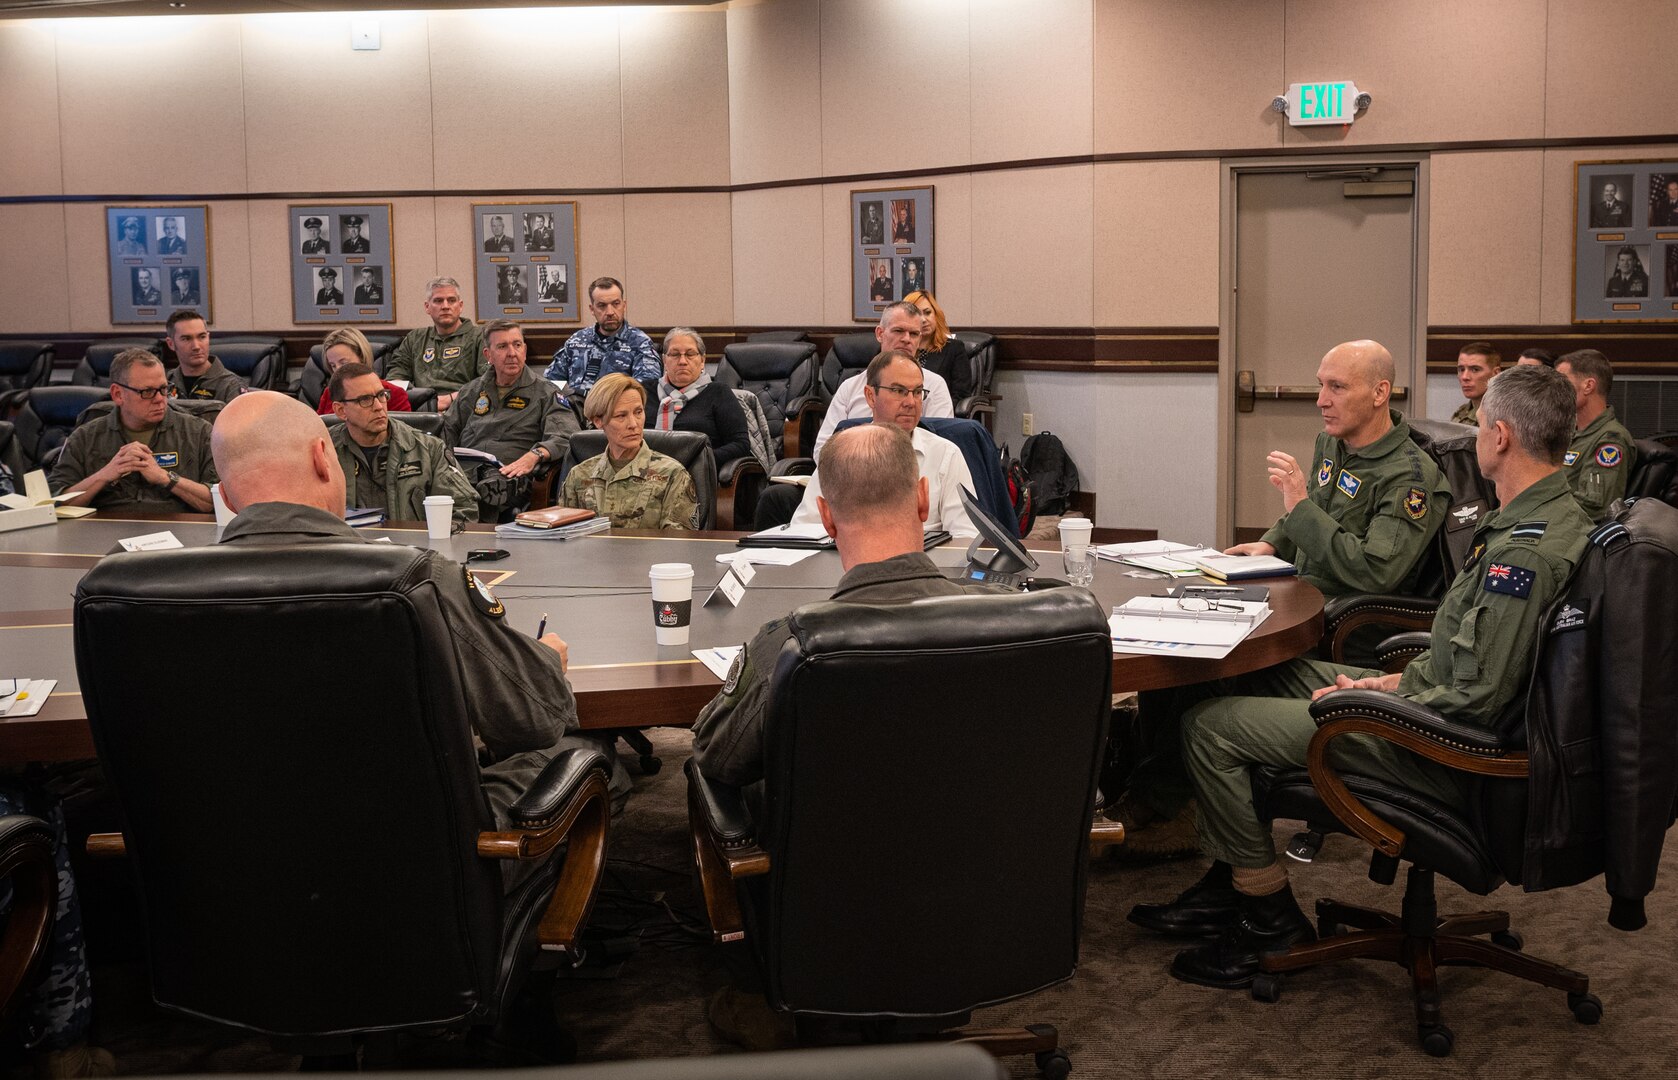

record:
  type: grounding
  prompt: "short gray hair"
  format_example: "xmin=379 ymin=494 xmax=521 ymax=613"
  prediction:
xmin=1480 ymin=364 xmax=1575 ymax=465
xmin=424 ymin=276 xmax=461 ymax=297
xmin=662 ymin=327 xmax=705 ymax=356
xmin=1558 ymin=349 xmax=1613 ymax=399
xmin=878 ymin=301 xmax=920 ymax=329
xmin=109 ymin=348 xmax=162 ymax=386
xmin=817 ymin=423 xmax=918 ymax=520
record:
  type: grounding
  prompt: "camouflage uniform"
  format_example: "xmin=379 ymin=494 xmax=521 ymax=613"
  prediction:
xmin=49 ymin=405 xmax=217 ymax=511
xmin=384 ymin=321 xmax=487 ymax=394
xmin=1563 ymin=405 xmax=1637 ymax=522
xmin=442 ymin=366 xmax=579 ymax=512
xmin=560 ymin=442 xmax=698 ymax=530
xmin=542 ymin=324 xmax=661 ymax=395
xmin=167 ymin=357 xmax=247 ymax=403
xmin=0 ymin=781 xmax=92 ymax=1051
xmin=1450 ymin=400 xmax=1479 ymax=426
xmin=330 ymin=418 xmax=479 ymax=531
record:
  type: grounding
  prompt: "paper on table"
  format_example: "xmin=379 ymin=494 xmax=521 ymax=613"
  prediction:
xmin=716 ymin=548 xmax=821 ymax=566
xmin=768 ymin=475 xmax=812 ymax=487
xmin=0 ymin=679 xmax=57 ymax=718
xmin=118 ymin=530 xmax=184 ymax=552
xmin=1109 ymin=597 xmax=1272 ymax=657
xmin=1094 ymin=540 xmax=1202 ymax=559
xmin=692 ymin=645 xmax=743 ymax=681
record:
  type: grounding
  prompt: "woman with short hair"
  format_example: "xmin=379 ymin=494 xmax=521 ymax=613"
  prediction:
xmin=562 ymin=373 xmax=698 ymax=530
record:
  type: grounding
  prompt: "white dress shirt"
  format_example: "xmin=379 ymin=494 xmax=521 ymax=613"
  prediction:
xmin=790 ymin=425 xmax=978 ymax=539
xmin=811 ymin=368 xmax=953 ymax=457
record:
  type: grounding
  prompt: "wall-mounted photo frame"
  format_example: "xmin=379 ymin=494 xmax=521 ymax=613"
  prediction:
xmin=289 ymin=203 xmax=395 ymax=324
xmin=851 ymin=185 xmax=934 ymax=322
xmin=107 ymin=205 xmax=210 ymax=325
xmin=1573 ymin=160 xmax=1678 ymax=323
xmin=471 ymin=201 xmax=579 ymax=324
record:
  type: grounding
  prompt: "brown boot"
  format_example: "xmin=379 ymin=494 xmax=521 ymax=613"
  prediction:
xmin=34 ymin=1044 xmax=116 ymax=1079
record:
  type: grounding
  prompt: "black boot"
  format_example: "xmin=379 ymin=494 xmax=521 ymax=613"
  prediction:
xmin=1127 ymin=861 xmax=1240 ymax=938
xmin=1168 ymin=882 xmax=1315 ymax=989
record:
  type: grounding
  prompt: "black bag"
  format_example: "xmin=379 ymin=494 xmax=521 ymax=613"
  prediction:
xmin=997 ymin=442 xmax=1036 ymax=539
xmin=1021 ymin=432 xmax=1079 ymax=516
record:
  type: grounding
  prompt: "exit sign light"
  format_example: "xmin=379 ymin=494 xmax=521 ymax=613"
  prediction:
xmin=1285 ymin=81 xmax=1360 ymax=126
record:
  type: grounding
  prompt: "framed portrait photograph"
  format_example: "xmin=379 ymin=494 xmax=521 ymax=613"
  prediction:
xmin=471 ymin=201 xmax=579 ymax=323
xmin=290 ymin=203 xmax=395 ymax=324
xmin=1573 ymin=160 xmax=1678 ymax=323
xmin=106 ymin=205 xmax=210 ymax=324
xmin=851 ymin=185 xmax=933 ymax=322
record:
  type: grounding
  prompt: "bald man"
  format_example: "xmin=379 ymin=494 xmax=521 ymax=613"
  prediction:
xmin=211 ymin=392 xmax=629 ymax=832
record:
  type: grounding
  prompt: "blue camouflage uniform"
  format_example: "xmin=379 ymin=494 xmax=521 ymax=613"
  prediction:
xmin=543 ymin=324 xmax=661 ymax=396
xmin=0 ymin=781 xmax=92 ymax=1052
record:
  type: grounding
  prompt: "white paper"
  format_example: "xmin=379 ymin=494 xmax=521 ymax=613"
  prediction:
xmin=726 ymin=557 xmax=757 ymax=585
xmin=387 ymin=378 xmax=411 ymax=390
xmin=1094 ymin=540 xmax=1202 ymax=558
xmin=118 ymin=530 xmax=185 ymax=552
xmin=1109 ymin=597 xmax=1273 ymax=657
xmin=716 ymin=548 xmax=821 ymax=567
xmin=716 ymin=570 xmax=746 ymax=607
xmin=768 ymin=475 xmax=812 ymax=487
xmin=0 ymin=471 xmax=83 ymax=510
xmin=452 ymin=446 xmax=501 ymax=465
xmin=0 ymin=679 xmax=57 ymax=718
xmin=692 ymin=645 xmax=743 ymax=681
xmin=746 ymin=521 xmax=832 ymax=542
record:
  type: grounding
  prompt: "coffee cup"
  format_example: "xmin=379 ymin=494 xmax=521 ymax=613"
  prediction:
xmin=649 ymin=562 xmax=695 ymax=646
xmin=1058 ymin=516 xmax=1093 ymax=560
xmin=210 ymin=483 xmax=235 ymax=527
xmin=423 ymin=495 xmax=454 ymax=540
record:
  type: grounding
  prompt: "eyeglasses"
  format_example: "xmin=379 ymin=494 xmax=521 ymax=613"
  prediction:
xmin=337 ymin=389 xmax=391 ymax=409
xmin=115 ymin=381 xmax=170 ymax=401
xmin=870 ymin=383 xmax=930 ymax=401
xmin=664 ymin=350 xmax=703 ymax=361
xmin=1177 ymin=597 xmax=1241 ymax=614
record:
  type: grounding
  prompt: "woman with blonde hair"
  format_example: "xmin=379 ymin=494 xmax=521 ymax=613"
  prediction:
xmin=315 ymin=326 xmax=412 ymax=415
xmin=903 ymin=290 xmax=973 ymax=403
xmin=561 ymin=373 xmax=698 ymax=529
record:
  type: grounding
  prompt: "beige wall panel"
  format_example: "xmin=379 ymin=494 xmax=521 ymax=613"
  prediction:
xmin=1537 ymin=143 xmax=1678 ymax=325
xmin=243 ymin=14 xmax=432 ymax=193
xmin=726 ymin=0 xmax=822 ymax=185
xmin=203 ymin=201 xmax=254 ymax=331
xmin=0 ymin=23 xmax=63 ymax=197
xmin=576 ymin=196 xmax=628 ymax=311
xmin=623 ymin=193 xmax=734 ymax=327
xmin=1427 ymin=151 xmax=1543 ymax=326
xmin=971 ymin=0 xmax=1093 ymax=162
xmin=0 ymin=205 xmax=69 ymax=333
xmin=427 ymin=9 xmax=620 ymax=191
xmin=244 ymin=201 xmax=296 ymax=329
xmin=1093 ymin=0 xmax=1283 ymax=154
xmin=732 ymin=186 xmax=824 ymax=326
xmin=64 ymin=204 xmax=109 ymax=332
xmin=55 ymin=17 xmax=247 ymax=195
xmin=1546 ymin=1 xmax=1678 ymax=138
xmin=971 ymin=165 xmax=1093 ymax=327
xmin=819 ymin=0 xmax=970 ymax=176
xmin=1092 ymin=159 xmax=1219 ymax=326
xmin=620 ymin=9 xmax=731 ymax=188
xmin=1281 ymin=0 xmax=1545 ymax=147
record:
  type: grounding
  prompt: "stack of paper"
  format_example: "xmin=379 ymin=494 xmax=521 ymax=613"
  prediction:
xmin=0 ymin=471 xmax=94 ymax=532
xmin=738 ymin=522 xmax=835 ymax=549
xmin=0 ymin=678 xmax=57 ymax=718
xmin=495 ymin=516 xmax=613 ymax=541
xmin=1189 ymin=551 xmax=1297 ymax=581
xmin=692 ymin=645 xmax=743 ymax=680
xmin=1094 ymin=540 xmax=1223 ymax=577
xmin=1109 ymin=596 xmax=1272 ymax=660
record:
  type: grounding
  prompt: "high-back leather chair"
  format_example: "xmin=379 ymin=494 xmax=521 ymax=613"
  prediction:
xmin=205 ymin=335 xmax=285 ymax=392
xmin=73 ymin=542 xmax=611 ymax=1054
xmin=321 ymin=412 xmax=447 ymax=439
xmin=557 ymin=429 xmax=717 ymax=530
xmin=70 ymin=339 xmax=161 ymax=388
xmin=688 ymin=590 xmax=1121 ymax=1075
xmin=9 ymin=386 xmax=109 ymax=470
xmin=744 ymin=330 xmax=810 ymax=345
xmin=1626 ymin=437 xmax=1677 ymax=507
xmin=0 ymin=814 xmax=55 ymax=1023
xmin=1252 ymin=497 xmax=1678 ymax=1056
xmin=820 ymin=332 xmax=878 ymax=403
xmin=0 ymin=341 xmax=54 ymax=409
xmin=947 ymin=331 xmax=999 ymax=425
xmin=715 ymin=343 xmax=823 ymax=460
xmin=76 ymin=397 xmax=225 ymax=431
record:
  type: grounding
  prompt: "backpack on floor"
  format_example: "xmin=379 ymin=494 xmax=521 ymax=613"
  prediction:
xmin=1021 ymin=431 xmax=1079 ymax=517
xmin=998 ymin=442 xmax=1036 ymax=538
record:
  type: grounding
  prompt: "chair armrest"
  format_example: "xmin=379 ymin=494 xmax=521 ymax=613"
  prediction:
xmin=685 ymin=759 xmax=768 ymax=944
xmin=1321 ymin=593 xmax=1439 ymax=664
xmin=718 ymin=456 xmax=762 ymax=488
xmin=780 ymin=400 xmax=824 ymax=460
xmin=86 ymin=834 xmax=126 ymax=857
xmin=526 ymin=465 xmax=559 ymax=511
xmin=406 ymin=387 xmax=438 ymax=412
xmin=769 ymin=457 xmax=815 ymax=478
xmin=1375 ymin=631 xmax=1432 ymax=673
xmin=717 ymin=458 xmax=766 ymax=532
xmin=1304 ymin=690 xmax=1527 ymax=857
xmin=0 ymin=814 xmax=56 ymax=1014
xmin=954 ymin=394 xmax=995 ymax=420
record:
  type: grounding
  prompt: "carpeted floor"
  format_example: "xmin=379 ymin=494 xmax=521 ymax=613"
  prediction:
xmin=48 ymin=727 xmax=1678 ymax=1077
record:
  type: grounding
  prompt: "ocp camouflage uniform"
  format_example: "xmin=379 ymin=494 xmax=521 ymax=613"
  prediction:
xmin=1183 ymin=470 xmax=1594 ymax=868
xmin=384 ymin=321 xmax=486 ymax=394
xmin=1450 ymin=400 xmax=1479 ymax=426
xmin=442 ymin=366 xmax=579 ymax=511
xmin=1563 ymin=405 xmax=1637 ymax=522
xmin=560 ymin=442 xmax=698 ymax=530
xmin=1260 ymin=411 xmax=1450 ymax=597
xmin=330 ymin=418 xmax=478 ymax=531
xmin=0 ymin=781 xmax=92 ymax=1051
xmin=167 ymin=357 xmax=247 ymax=403
xmin=49 ymin=406 xmax=217 ymax=510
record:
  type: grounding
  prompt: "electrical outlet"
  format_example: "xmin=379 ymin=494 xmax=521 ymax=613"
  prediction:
xmin=1022 ymin=413 xmax=1034 ymax=436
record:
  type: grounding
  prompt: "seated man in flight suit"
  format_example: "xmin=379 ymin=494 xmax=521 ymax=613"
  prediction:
xmin=326 ymin=361 xmax=478 ymax=531
xmin=1555 ymin=349 xmax=1636 ymax=523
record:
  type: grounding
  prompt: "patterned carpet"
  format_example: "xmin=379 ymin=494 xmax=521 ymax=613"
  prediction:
xmin=37 ymin=727 xmax=1678 ymax=1077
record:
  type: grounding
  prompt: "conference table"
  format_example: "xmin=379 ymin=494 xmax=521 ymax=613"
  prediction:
xmin=0 ymin=512 xmax=1324 ymax=765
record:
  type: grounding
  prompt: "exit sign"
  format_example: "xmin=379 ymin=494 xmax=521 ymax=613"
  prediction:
xmin=1285 ymin=81 xmax=1360 ymax=126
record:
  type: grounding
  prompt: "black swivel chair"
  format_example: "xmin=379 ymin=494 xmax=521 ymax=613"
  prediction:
xmin=716 ymin=342 xmax=824 ymax=461
xmin=73 ymin=542 xmax=612 ymax=1061
xmin=0 ymin=814 xmax=56 ymax=1025
xmin=9 ymin=387 xmax=110 ymax=471
xmin=70 ymin=339 xmax=162 ymax=388
xmin=819 ymin=332 xmax=877 ymax=405
xmin=556 ymin=430 xmax=718 ymax=531
xmin=1250 ymin=497 xmax=1678 ymax=1056
xmin=947 ymin=331 xmax=1000 ymax=428
xmin=744 ymin=330 xmax=810 ymax=345
xmin=0 ymin=341 xmax=54 ymax=411
xmin=688 ymin=590 xmax=1124 ymax=1077
xmin=202 ymin=335 xmax=287 ymax=392
xmin=0 ymin=421 xmax=28 ymax=488
xmin=1626 ymin=437 xmax=1677 ymax=507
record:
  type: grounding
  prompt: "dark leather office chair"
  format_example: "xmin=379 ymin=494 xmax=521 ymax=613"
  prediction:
xmin=947 ymin=331 xmax=1000 ymax=427
xmin=1626 ymin=437 xmax=1677 ymax=506
xmin=202 ymin=335 xmax=285 ymax=392
xmin=304 ymin=338 xmax=435 ymax=411
xmin=1251 ymin=498 xmax=1678 ymax=1056
xmin=0 ymin=421 xmax=28 ymax=488
xmin=689 ymin=590 xmax=1124 ymax=1077
xmin=73 ymin=542 xmax=612 ymax=1060
xmin=75 ymin=397 xmax=226 ymax=432
xmin=744 ymin=330 xmax=810 ymax=345
xmin=716 ymin=342 xmax=824 ymax=460
xmin=9 ymin=387 xmax=109 ymax=471
xmin=0 ymin=341 xmax=54 ymax=410
xmin=819 ymin=331 xmax=877 ymax=402
xmin=70 ymin=339 xmax=162 ymax=388
xmin=556 ymin=429 xmax=717 ymax=530
xmin=321 ymin=412 xmax=447 ymax=439
xmin=0 ymin=814 xmax=56 ymax=1025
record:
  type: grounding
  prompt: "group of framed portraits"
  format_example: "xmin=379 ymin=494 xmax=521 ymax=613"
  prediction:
xmin=288 ymin=204 xmax=396 ymax=325
xmin=105 ymin=206 xmax=211 ymax=324
xmin=1574 ymin=160 xmax=1678 ymax=324
xmin=471 ymin=202 xmax=580 ymax=324
xmin=850 ymin=186 xmax=934 ymax=322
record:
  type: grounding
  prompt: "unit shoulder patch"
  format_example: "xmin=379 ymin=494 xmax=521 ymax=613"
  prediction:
xmin=465 ymin=567 xmax=505 ymax=618
xmin=1483 ymin=561 xmax=1537 ymax=599
xmin=1403 ymin=487 xmax=1428 ymax=520
xmin=1595 ymin=444 xmax=1622 ymax=468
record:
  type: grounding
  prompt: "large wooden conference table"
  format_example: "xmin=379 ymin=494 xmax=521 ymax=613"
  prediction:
xmin=0 ymin=512 xmax=1323 ymax=765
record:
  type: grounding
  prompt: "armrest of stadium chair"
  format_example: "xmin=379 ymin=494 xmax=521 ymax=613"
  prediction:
xmin=1321 ymin=593 xmax=1440 ymax=664
xmin=780 ymin=397 xmax=825 ymax=460
xmin=718 ymin=456 xmax=767 ymax=532
xmin=1374 ymin=630 xmax=1432 ymax=673
xmin=685 ymin=758 xmax=768 ymax=944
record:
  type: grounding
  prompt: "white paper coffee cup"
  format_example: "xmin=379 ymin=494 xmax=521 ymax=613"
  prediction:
xmin=1058 ymin=516 xmax=1093 ymax=559
xmin=210 ymin=483 xmax=235 ymax=527
xmin=423 ymin=495 xmax=454 ymax=540
xmin=649 ymin=562 xmax=695 ymax=646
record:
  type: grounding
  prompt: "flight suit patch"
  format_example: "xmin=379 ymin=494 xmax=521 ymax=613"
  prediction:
xmin=1316 ymin=458 xmax=1333 ymax=486
xmin=473 ymin=393 xmax=491 ymax=416
xmin=465 ymin=567 xmax=505 ymax=618
xmin=1403 ymin=487 xmax=1428 ymax=520
xmin=1483 ymin=562 xmax=1537 ymax=599
xmin=506 ymin=396 xmax=528 ymax=410
xmin=1552 ymin=600 xmax=1589 ymax=633
xmin=192 ymin=387 xmax=214 ymax=399
xmin=1447 ymin=501 xmax=1483 ymax=532
xmin=422 ymin=346 xmax=436 ymax=364
xmin=722 ymin=646 xmax=745 ymax=695
xmin=1336 ymin=470 xmax=1361 ymax=498
xmin=1563 ymin=451 xmax=1580 ymax=466
xmin=1463 ymin=539 xmax=1487 ymax=571
xmin=398 ymin=463 xmax=422 ymax=478
xmin=1510 ymin=521 xmax=1548 ymax=542
xmin=442 ymin=346 xmax=462 ymax=359
xmin=153 ymin=452 xmax=179 ymax=469
xmin=1595 ymin=444 xmax=1622 ymax=468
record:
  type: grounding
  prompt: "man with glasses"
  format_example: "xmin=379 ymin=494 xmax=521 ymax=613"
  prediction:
xmin=542 ymin=276 xmax=661 ymax=400
xmin=51 ymin=348 xmax=217 ymax=511
xmin=385 ymin=277 xmax=486 ymax=413
xmin=327 ymin=361 xmax=477 ymax=531
xmin=812 ymin=302 xmax=954 ymax=456
xmin=163 ymin=308 xmax=247 ymax=403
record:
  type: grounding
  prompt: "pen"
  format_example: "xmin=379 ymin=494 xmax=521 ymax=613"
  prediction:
xmin=537 ymin=612 xmax=548 ymax=638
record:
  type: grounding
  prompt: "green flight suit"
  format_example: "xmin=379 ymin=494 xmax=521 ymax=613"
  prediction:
xmin=330 ymin=418 xmax=478 ymax=531
xmin=49 ymin=405 xmax=217 ymax=511
xmin=167 ymin=357 xmax=246 ymax=404
xmin=1261 ymin=412 xmax=1451 ymax=597
xmin=1451 ymin=401 xmax=1479 ymax=426
xmin=559 ymin=442 xmax=698 ymax=530
xmin=1183 ymin=470 xmax=1594 ymax=868
xmin=1562 ymin=405 xmax=1637 ymax=522
xmin=384 ymin=321 xmax=486 ymax=394
xmin=441 ymin=365 xmax=578 ymax=466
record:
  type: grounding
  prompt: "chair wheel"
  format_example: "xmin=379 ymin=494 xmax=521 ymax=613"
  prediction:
xmin=638 ymin=755 xmax=663 ymax=775
xmin=1490 ymin=929 xmax=1523 ymax=951
xmin=1569 ymin=991 xmax=1603 ymax=1025
xmin=1317 ymin=918 xmax=1345 ymax=938
xmin=1419 ymin=1024 xmax=1455 ymax=1057
xmin=1250 ymin=973 xmax=1282 ymax=1003
xmin=1034 ymin=1047 xmax=1071 ymax=1078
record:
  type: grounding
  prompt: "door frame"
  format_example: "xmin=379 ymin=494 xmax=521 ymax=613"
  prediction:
xmin=1216 ymin=154 xmax=1431 ymax=546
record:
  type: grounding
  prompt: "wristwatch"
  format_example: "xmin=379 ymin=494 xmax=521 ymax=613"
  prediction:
xmin=163 ymin=473 xmax=180 ymax=492
xmin=532 ymin=446 xmax=550 ymax=462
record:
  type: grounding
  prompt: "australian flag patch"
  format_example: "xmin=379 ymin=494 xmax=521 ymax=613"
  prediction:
xmin=1483 ymin=562 xmax=1537 ymax=599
